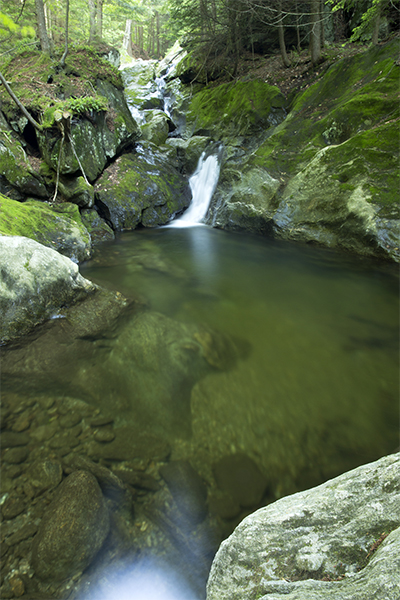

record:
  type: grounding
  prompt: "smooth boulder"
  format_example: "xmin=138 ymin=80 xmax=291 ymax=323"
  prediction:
xmin=0 ymin=235 xmax=96 ymax=344
xmin=32 ymin=470 xmax=109 ymax=582
xmin=206 ymin=452 xmax=400 ymax=600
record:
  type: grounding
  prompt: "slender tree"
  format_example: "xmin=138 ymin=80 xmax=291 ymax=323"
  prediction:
xmin=310 ymin=0 xmax=321 ymax=64
xmin=34 ymin=0 xmax=51 ymax=53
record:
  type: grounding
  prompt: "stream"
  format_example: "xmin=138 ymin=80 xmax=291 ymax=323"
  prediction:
xmin=1 ymin=57 xmax=399 ymax=600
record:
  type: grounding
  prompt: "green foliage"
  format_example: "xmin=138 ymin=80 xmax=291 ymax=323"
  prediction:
xmin=42 ymin=95 xmax=109 ymax=127
xmin=0 ymin=10 xmax=35 ymax=39
xmin=327 ymin=0 xmax=390 ymax=42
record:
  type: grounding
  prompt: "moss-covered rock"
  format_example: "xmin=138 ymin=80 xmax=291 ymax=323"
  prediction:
xmin=0 ymin=235 xmax=96 ymax=345
xmin=80 ymin=208 xmax=115 ymax=245
xmin=0 ymin=195 xmax=91 ymax=263
xmin=185 ymin=80 xmax=287 ymax=142
xmin=164 ymin=136 xmax=212 ymax=174
xmin=206 ymin=39 xmax=400 ymax=261
xmin=0 ymin=131 xmax=48 ymax=200
xmin=95 ymin=147 xmax=191 ymax=231
xmin=37 ymin=82 xmax=140 ymax=183
xmin=58 ymin=176 xmax=95 ymax=208
xmin=141 ymin=110 xmax=170 ymax=145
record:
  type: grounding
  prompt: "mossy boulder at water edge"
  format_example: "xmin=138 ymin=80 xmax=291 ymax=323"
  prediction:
xmin=0 ymin=235 xmax=96 ymax=344
xmin=0 ymin=194 xmax=91 ymax=263
xmin=207 ymin=39 xmax=400 ymax=261
xmin=207 ymin=453 xmax=400 ymax=600
xmin=185 ymin=80 xmax=287 ymax=142
xmin=95 ymin=147 xmax=191 ymax=230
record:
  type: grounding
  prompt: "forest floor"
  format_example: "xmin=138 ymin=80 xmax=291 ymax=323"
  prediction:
xmin=215 ymin=40 xmax=373 ymax=97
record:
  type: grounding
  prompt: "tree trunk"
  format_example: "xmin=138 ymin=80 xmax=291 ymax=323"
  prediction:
xmin=88 ymin=0 xmax=96 ymax=43
xmin=156 ymin=11 xmax=160 ymax=57
xmin=372 ymin=4 xmax=381 ymax=45
xmin=320 ymin=0 xmax=325 ymax=49
xmin=34 ymin=0 xmax=51 ymax=54
xmin=123 ymin=20 xmax=133 ymax=55
xmin=310 ymin=0 xmax=321 ymax=65
xmin=59 ymin=0 xmax=69 ymax=68
xmin=96 ymin=0 xmax=103 ymax=41
xmin=0 ymin=71 xmax=43 ymax=131
xmin=278 ymin=3 xmax=291 ymax=67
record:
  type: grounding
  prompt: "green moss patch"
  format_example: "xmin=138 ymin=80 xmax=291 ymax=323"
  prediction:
xmin=0 ymin=195 xmax=91 ymax=262
xmin=186 ymin=80 xmax=286 ymax=140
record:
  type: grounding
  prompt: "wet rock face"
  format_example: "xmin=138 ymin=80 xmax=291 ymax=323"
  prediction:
xmin=32 ymin=470 xmax=110 ymax=582
xmin=95 ymin=150 xmax=191 ymax=231
xmin=205 ymin=39 xmax=400 ymax=262
xmin=37 ymin=81 xmax=140 ymax=183
xmin=206 ymin=453 xmax=400 ymax=600
xmin=0 ymin=131 xmax=48 ymax=200
xmin=0 ymin=235 xmax=96 ymax=344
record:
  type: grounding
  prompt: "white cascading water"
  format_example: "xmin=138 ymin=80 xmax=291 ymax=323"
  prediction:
xmin=168 ymin=152 xmax=221 ymax=228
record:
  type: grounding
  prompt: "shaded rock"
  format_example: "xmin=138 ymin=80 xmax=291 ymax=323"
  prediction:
xmin=0 ymin=195 xmax=91 ymax=263
xmin=112 ymin=467 xmax=160 ymax=491
xmin=0 ymin=131 xmax=47 ymax=199
xmin=141 ymin=110 xmax=170 ymax=146
xmin=206 ymin=453 xmax=400 ymax=600
xmin=208 ymin=492 xmax=241 ymax=520
xmin=29 ymin=424 xmax=57 ymax=443
xmin=2 ymin=447 xmax=29 ymax=464
xmin=160 ymin=460 xmax=208 ymax=526
xmin=0 ymin=432 xmax=30 ymax=448
xmin=213 ymin=453 xmax=267 ymax=508
xmin=6 ymin=523 xmax=38 ymax=546
xmin=37 ymin=82 xmax=139 ymax=183
xmin=95 ymin=149 xmax=191 ymax=231
xmin=87 ymin=427 xmax=171 ymax=462
xmin=93 ymin=428 xmax=115 ymax=443
xmin=57 ymin=176 xmax=95 ymax=208
xmin=0 ymin=235 xmax=96 ymax=344
xmin=165 ymin=136 xmax=211 ymax=174
xmin=80 ymin=208 xmax=115 ymax=245
xmin=65 ymin=455 xmax=131 ymax=506
xmin=32 ymin=470 xmax=109 ymax=582
xmin=1 ymin=494 xmax=26 ymax=520
xmin=27 ymin=460 xmax=63 ymax=497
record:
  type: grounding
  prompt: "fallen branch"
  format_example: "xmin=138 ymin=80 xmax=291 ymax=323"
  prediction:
xmin=0 ymin=70 xmax=43 ymax=131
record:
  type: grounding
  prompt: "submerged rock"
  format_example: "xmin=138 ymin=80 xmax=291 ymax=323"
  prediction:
xmin=0 ymin=235 xmax=96 ymax=344
xmin=32 ymin=470 xmax=109 ymax=582
xmin=206 ymin=452 xmax=400 ymax=600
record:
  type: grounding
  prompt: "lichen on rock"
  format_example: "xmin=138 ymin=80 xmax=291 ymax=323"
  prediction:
xmin=206 ymin=452 xmax=400 ymax=600
xmin=0 ymin=235 xmax=97 ymax=344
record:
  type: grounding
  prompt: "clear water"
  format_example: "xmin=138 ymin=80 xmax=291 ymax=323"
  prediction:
xmin=80 ymin=227 xmax=399 ymax=494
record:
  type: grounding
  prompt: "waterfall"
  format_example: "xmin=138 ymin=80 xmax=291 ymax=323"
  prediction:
xmin=168 ymin=151 xmax=221 ymax=228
